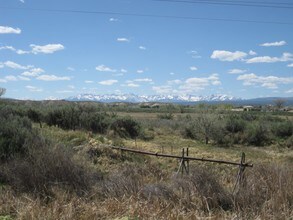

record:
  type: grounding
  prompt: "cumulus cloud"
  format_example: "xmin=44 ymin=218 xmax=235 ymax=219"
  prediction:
xmin=237 ymin=73 xmax=293 ymax=89
xmin=152 ymin=85 xmax=173 ymax=94
xmin=120 ymin=68 xmax=127 ymax=73
xmin=133 ymin=78 xmax=152 ymax=82
xmin=287 ymin=63 xmax=293 ymax=67
xmin=0 ymin=26 xmax=21 ymax=34
xmin=56 ymin=90 xmax=74 ymax=93
xmin=228 ymin=69 xmax=247 ymax=74
xmin=246 ymin=52 xmax=293 ymax=63
xmin=18 ymin=76 xmax=30 ymax=81
xmin=67 ymin=67 xmax=75 ymax=71
xmin=285 ymin=89 xmax=293 ymax=93
xmin=36 ymin=74 xmax=71 ymax=81
xmin=26 ymin=85 xmax=43 ymax=92
xmin=179 ymin=74 xmax=221 ymax=93
xmin=96 ymin=65 xmax=117 ymax=72
xmin=260 ymin=41 xmax=286 ymax=47
xmin=109 ymin=18 xmax=119 ymax=22
xmin=0 ymin=46 xmax=16 ymax=52
xmin=190 ymin=66 xmax=198 ymax=71
xmin=5 ymin=75 xmax=18 ymax=81
xmin=249 ymin=50 xmax=257 ymax=56
xmin=188 ymin=50 xmax=201 ymax=59
xmin=98 ymin=79 xmax=118 ymax=85
xmin=153 ymin=74 xmax=221 ymax=94
xmin=211 ymin=50 xmax=247 ymax=61
xmin=139 ymin=46 xmax=146 ymax=50
xmin=85 ymin=80 xmax=94 ymax=83
xmin=126 ymin=83 xmax=140 ymax=87
xmin=117 ymin=38 xmax=130 ymax=42
xmin=21 ymin=68 xmax=44 ymax=77
xmin=167 ymin=79 xmax=182 ymax=85
xmin=30 ymin=44 xmax=64 ymax=54
xmin=0 ymin=61 xmax=32 ymax=70
xmin=137 ymin=70 xmax=144 ymax=74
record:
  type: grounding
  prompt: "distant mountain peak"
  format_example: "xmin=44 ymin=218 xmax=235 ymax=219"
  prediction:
xmin=67 ymin=93 xmax=241 ymax=103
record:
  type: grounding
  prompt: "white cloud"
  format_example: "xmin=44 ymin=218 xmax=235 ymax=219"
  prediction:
xmin=285 ymin=89 xmax=293 ymax=93
xmin=37 ymin=74 xmax=71 ymax=81
xmin=133 ymin=78 xmax=153 ymax=82
xmin=152 ymin=85 xmax=173 ymax=94
xmin=67 ymin=67 xmax=75 ymax=71
xmin=0 ymin=79 xmax=7 ymax=83
xmin=109 ymin=18 xmax=119 ymax=22
xmin=85 ymin=80 xmax=94 ymax=83
xmin=1 ymin=61 xmax=32 ymax=70
xmin=246 ymin=52 xmax=293 ymax=63
xmin=190 ymin=66 xmax=198 ymax=71
xmin=98 ymin=79 xmax=118 ymax=85
xmin=117 ymin=38 xmax=130 ymax=42
xmin=121 ymin=68 xmax=127 ymax=73
xmin=26 ymin=85 xmax=43 ymax=92
xmin=170 ymin=72 xmax=175 ymax=75
xmin=287 ymin=63 xmax=293 ymax=67
xmin=228 ymin=69 xmax=247 ymax=74
xmin=139 ymin=46 xmax=146 ymax=50
xmin=188 ymin=50 xmax=201 ymax=59
xmin=18 ymin=76 xmax=30 ymax=81
xmin=179 ymin=74 xmax=221 ymax=93
xmin=237 ymin=73 xmax=293 ymax=89
xmin=96 ymin=65 xmax=117 ymax=72
xmin=30 ymin=44 xmax=65 ymax=54
xmin=260 ymin=41 xmax=286 ymax=47
xmin=137 ymin=70 xmax=144 ymax=74
xmin=56 ymin=90 xmax=74 ymax=93
xmin=167 ymin=79 xmax=182 ymax=85
xmin=211 ymin=50 xmax=247 ymax=61
xmin=68 ymin=85 xmax=75 ymax=89
xmin=153 ymin=74 xmax=221 ymax=95
xmin=249 ymin=50 xmax=257 ymax=56
xmin=19 ymin=0 xmax=25 ymax=3
xmin=0 ymin=26 xmax=21 ymax=34
xmin=0 ymin=46 xmax=16 ymax=52
xmin=16 ymin=49 xmax=30 ymax=54
xmin=126 ymin=83 xmax=140 ymax=87
xmin=5 ymin=75 xmax=18 ymax=81
xmin=21 ymin=68 xmax=44 ymax=77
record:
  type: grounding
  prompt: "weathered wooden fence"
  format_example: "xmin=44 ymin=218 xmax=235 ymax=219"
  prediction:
xmin=111 ymin=145 xmax=253 ymax=193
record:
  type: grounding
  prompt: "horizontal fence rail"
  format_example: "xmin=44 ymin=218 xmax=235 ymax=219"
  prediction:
xmin=110 ymin=146 xmax=253 ymax=168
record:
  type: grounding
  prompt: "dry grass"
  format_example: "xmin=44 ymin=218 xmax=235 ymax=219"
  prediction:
xmin=0 ymin=161 xmax=292 ymax=219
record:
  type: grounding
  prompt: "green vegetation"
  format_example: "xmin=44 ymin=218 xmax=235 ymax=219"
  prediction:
xmin=0 ymin=99 xmax=292 ymax=219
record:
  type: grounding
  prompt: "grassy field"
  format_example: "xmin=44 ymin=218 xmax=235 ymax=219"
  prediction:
xmin=0 ymin=101 xmax=292 ymax=219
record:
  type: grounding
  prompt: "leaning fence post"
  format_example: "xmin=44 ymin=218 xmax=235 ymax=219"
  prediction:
xmin=233 ymin=152 xmax=247 ymax=194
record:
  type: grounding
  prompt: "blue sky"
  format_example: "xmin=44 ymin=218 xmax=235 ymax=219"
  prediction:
xmin=0 ymin=0 xmax=293 ymax=100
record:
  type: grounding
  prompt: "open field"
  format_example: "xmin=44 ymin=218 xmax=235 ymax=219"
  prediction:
xmin=0 ymin=100 xmax=292 ymax=219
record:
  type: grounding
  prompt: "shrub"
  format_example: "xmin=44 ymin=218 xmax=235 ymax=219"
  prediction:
xmin=243 ymin=122 xmax=271 ymax=146
xmin=1 ymin=136 xmax=95 ymax=196
xmin=0 ymin=114 xmax=34 ymax=161
xmin=225 ymin=115 xmax=246 ymax=133
xmin=273 ymin=120 xmax=293 ymax=138
xmin=157 ymin=113 xmax=174 ymax=120
xmin=110 ymin=117 xmax=141 ymax=139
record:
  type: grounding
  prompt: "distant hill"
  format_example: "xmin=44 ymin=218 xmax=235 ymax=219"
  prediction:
xmin=66 ymin=94 xmax=293 ymax=106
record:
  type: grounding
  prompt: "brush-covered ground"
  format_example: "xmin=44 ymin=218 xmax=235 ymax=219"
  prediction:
xmin=0 ymin=101 xmax=292 ymax=219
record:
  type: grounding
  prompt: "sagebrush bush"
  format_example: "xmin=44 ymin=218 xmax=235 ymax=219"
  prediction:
xmin=110 ymin=117 xmax=141 ymax=139
xmin=1 ymin=135 xmax=97 ymax=196
xmin=243 ymin=122 xmax=272 ymax=146
xmin=0 ymin=113 xmax=34 ymax=161
xmin=273 ymin=120 xmax=293 ymax=138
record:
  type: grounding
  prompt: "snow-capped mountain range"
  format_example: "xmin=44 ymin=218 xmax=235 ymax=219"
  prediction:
xmin=66 ymin=94 xmax=241 ymax=103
